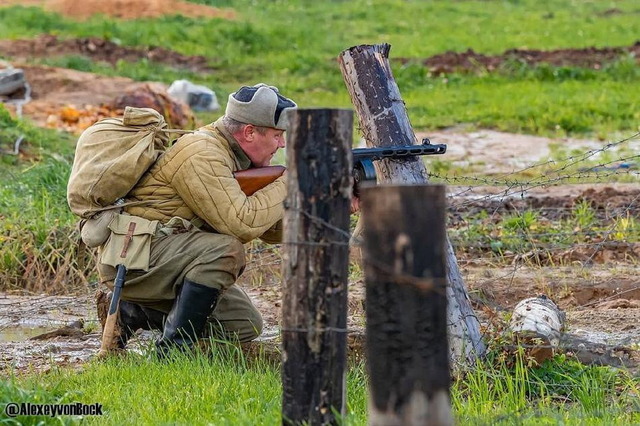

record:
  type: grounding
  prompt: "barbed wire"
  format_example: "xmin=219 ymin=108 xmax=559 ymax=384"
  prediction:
xmin=2 ymin=132 xmax=640 ymax=374
xmin=441 ymin=132 xmax=640 ymax=208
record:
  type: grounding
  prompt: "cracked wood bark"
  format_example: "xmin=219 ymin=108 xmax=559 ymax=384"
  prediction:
xmin=282 ymin=109 xmax=353 ymax=425
xmin=362 ymin=185 xmax=453 ymax=426
xmin=338 ymin=43 xmax=485 ymax=365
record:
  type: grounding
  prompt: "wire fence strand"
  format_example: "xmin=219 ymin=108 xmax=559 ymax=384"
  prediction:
xmin=1 ymin=132 xmax=639 ymax=375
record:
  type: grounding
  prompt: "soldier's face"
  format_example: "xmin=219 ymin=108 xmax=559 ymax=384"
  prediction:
xmin=244 ymin=126 xmax=286 ymax=167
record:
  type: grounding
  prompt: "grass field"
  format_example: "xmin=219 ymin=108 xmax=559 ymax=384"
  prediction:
xmin=1 ymin=0 xmax=639 ymax=424
xmin=0 ymin=0 xmax=638 ymax=135
xmin=2 ymin=348 xmax=638 ymax=425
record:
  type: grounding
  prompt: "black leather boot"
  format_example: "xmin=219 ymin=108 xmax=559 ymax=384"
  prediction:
xmin=117 ymin=300 xmax=166 ymax=349
xmin=155 ymin=280 xmax=220 ymax=358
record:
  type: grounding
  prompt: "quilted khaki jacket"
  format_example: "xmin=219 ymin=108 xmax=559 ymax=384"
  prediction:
xmin=125 ymin=118 xmax=286 ymax=243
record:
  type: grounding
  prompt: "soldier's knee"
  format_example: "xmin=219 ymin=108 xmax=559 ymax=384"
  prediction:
xmin=206 ymin=234 xmax=245 ymax=270
xmin=221 ymin=235 xmax=245 ymax=264
xmin=193 ymin=234 xmax=246 ymax=276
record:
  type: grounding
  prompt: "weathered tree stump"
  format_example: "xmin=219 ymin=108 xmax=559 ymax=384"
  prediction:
xmin=509 ymin=295 xmax=566 ymax=364
xmin=281 ymin=108 xmax=353 ymax=425
xmin=338 ymin=43 xmax=485 ymax=365
xmin=361 ymin=185 xmax=453 ymax=426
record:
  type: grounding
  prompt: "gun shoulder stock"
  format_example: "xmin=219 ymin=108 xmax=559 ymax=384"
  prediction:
xmin=234 ymin=165 xmax=286 ymax=196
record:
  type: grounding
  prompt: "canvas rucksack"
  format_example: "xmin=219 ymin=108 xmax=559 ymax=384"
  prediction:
xmin=67 ymin=106 xmax=189 ymax=219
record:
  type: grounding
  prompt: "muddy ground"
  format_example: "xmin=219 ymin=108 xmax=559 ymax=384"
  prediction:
xmin=2 ymin=182 xmax=639 ymax=373
xmin=1 ymin=26 xmax=639 ymax=373
xmin=1 ymin=163 xmax=638 ymax=373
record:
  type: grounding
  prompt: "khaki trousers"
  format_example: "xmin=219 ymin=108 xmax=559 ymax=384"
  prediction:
xmin=99 ymin=231 xmax=263 ymax=342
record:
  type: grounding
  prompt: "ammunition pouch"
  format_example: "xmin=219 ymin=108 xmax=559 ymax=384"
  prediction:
xmin=99 ymin=214 xmax=159 ymax=271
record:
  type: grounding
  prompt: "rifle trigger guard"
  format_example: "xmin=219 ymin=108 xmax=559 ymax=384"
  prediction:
xmin=353 ymin=158 xmax=376 ymax=198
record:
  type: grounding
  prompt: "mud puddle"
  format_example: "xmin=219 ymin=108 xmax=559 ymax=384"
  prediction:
xmin=1 ymin=336 xmax=101 ymax=373
xmin=0 ymin=294 xmax=99 ymax=373
xmin=0 ymin=326 xmax=57 ymax=342
xmin=0 ymin=295 xmax=93 ymax=324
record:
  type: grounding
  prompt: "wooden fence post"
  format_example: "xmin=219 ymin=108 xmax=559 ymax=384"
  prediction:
xmin=338 ymin=43 xmax=485 ymax=365
xmin=361 ymin=184 xmax=453 ymax=426
xmin=282 ymin=108 xmax=353 ymax=425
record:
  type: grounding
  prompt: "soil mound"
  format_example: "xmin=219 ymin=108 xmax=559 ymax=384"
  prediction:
xmin=2 ymin=64 xmax=194 ymax=133
xmin=0 ymin=0 xmax=236 ymax=20
xmin=3 ymin=36 xmax=637 ymax=78
xmin=0 ymin=35 xmax=213 ymax=73
xmin=399 ymin=42 xmax=640 ymax=74
xmin=449 ymin=185 xmax=640 ymax=224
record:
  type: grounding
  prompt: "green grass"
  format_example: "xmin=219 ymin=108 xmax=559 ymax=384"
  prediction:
xmin=1 ymin=346 xmax=369 ymax=425
xmin=403 ymin=72 xmax=639 ymax=136
xmin=0 ymin=105 xmax=92 ymax=292
xmin=0 ymin=0 xmax=638 ymax=135
xmin=0 ymin=104 xmax=75 ymax=160
xmin=2 ymin=348 xmax=638 ymax=425
xmin=454 ymin=352 xmax=640 ymax=425
xmin=5 ymin=0 xmax=638 ymax=57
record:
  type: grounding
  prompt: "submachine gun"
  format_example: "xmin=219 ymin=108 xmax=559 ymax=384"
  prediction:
xmin=233 ymin=138 xmax=447 ymax=196
xmin=351 ymin=138 xmax=447 ymax=196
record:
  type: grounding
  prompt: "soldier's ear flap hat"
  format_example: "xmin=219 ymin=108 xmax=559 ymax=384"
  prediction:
xmin=226 ymin=83 xmax=297 ymax=131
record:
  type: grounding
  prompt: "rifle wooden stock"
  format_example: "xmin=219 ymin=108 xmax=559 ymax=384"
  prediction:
xmin=234 ymin=165 xmax=286 ymax=196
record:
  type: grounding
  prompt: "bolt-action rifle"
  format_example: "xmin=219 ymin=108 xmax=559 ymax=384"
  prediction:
xmin=234 ymin=139 xmax=446 ymax=196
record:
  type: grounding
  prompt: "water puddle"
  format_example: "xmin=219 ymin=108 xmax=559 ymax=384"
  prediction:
xmin=0 ymin=326 xmax=57 ymax=342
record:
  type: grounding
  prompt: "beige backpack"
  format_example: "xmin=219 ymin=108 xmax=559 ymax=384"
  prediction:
xmin=67 ymin=106 xmax=188 ymax=219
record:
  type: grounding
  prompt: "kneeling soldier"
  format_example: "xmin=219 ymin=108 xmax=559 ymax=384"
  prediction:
xmin=96 ymin=83 xmax=296 ymax=356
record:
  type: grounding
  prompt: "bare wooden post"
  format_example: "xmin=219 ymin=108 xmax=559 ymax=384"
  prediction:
xmin=282 ymin=108 xmax=353 ymax=425
xmin=338 ymin=43 xmax=485 ymax=365
xmin=361 ymin=184 xmax=453 ymax=426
